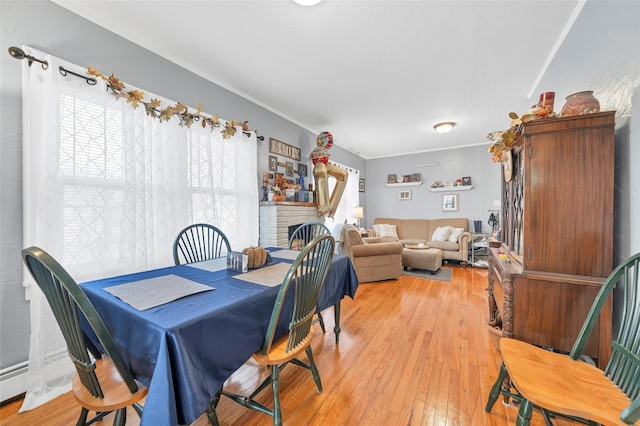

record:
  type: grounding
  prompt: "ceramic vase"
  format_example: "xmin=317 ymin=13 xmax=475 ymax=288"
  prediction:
xmin=561 ymin=91 xmax=600 ymax=116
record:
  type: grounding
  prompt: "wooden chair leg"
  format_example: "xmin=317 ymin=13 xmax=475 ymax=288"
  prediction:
xmin=306 ymin=346 xmax=322 ymax=393
xmin=113 ymin=408 xmax=126 ymax=426
xmin=317 ymin=313 xmax=326 ymax=333
xmin=485 ymin=363 xmax=509 ymax=412
xmin=76 ymin=408 xmax=89 ymax=426
xmin=516 ymin=399 xmax=533 ymax=426
xmin=271 ymin=365 xmax=282 ymax=426
xmin=206 ymin=391 xmax=221 ymax=426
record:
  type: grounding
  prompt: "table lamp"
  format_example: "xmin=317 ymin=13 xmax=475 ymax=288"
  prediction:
xmin=354 ymin=206 xmax=364 ymax=229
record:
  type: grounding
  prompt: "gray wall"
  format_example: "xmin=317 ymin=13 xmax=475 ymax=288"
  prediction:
xmin=365 ymin=146 xmax=501 ymax=232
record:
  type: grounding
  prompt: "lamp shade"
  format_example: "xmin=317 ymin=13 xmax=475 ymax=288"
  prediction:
xmin=354 ymin=206 xmax=364 ymax=219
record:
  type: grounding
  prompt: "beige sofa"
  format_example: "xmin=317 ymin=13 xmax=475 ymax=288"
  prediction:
xmin=369 ymin=218 xmax=472 ymax=264
xmin=341 ymin=224 xmax=404 ymax=282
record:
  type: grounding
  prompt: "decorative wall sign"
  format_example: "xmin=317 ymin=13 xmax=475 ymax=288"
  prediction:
xmin=269 ymin=138 xmax=301 ymax=161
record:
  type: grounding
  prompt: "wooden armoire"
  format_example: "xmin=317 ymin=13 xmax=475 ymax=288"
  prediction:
xmin=487 ymin=111 xmax=615 ymax=366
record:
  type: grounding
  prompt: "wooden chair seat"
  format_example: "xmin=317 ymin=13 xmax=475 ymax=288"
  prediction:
xmin=72 ymin=357 xmax=148 ymax=413
xmin=501 ymin=338 xmax=632 ymax=425
xmin=253 ymin=329 xmax=315 ymax=366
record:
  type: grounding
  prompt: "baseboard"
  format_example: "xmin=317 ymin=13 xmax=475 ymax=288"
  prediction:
xmin=0 ymin=361 xmax=28 ymax=404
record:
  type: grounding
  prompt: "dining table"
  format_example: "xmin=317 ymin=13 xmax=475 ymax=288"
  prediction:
xmin=80 ymin=248 xmax=358 ymax=426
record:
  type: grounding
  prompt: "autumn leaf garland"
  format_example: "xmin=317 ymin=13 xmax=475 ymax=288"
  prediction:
xmin=87 ymin=66 xmax=253 ymax=139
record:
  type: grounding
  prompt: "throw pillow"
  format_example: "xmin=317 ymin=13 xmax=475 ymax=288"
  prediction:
xmin=373 ymin=223 xmax=399 ymax=239
xmin=447 ymin=227 xmax=465 ymax=243
xmin=431 ymin=226 xmax=451 ymax=242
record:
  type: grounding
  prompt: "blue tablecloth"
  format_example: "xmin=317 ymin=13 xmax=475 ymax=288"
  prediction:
xmin=80 ymin=251 xmax=357 ymax=425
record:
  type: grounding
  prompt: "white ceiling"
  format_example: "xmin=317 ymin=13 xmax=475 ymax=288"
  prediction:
xmin=53 ymin=0 xmax=583 ymax=159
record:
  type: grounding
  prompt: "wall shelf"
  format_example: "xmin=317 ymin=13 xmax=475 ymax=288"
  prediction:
xmin=429 ymin=185 xmax=473 ymax=192
xmin=385 ymin=181 xmax=423 ymax=187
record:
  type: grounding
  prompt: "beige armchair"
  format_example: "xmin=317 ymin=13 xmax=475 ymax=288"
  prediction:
xmin=341 ymin=224 xmax=403 ymax=282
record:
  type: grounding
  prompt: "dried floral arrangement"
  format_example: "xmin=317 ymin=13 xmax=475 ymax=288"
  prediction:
xmin=487 ymin=102 xmax=556 ymax=163
xmin=87 ymin=67 xmax=255 ymax=139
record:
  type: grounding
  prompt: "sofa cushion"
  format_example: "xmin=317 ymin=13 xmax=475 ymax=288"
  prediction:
xmin=427 ymin=240 xmax=460 ymax=251
xmin=447 ymin=227 xmax=465 ymax=243
xmin=431 ymin=226 xmax=451 ymax=241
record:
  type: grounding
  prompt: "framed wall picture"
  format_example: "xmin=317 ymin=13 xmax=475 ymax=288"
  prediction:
xmin=402 ymin=175 xmax=411 ymax=183
xmin=399 ymin=190 xmax=412 ymax=200
xmin=286 ymin=161 xmax=294 ymax=177
xmin=297 ymin=163 xmax=307 ymax=177
xmin=461 ymin=176 xmax=472 ymax=186
xmin=411 ymin=173 xmax=421 ymax=182
xmin=442 ymin=194 xmax=459 ymax=211
xmin=387 ymin=174 xmax=398 ymax=184
xmin=268 ymin=155 xmax=278 ymax=172
xmin=359 ymin=178 xmax=365 ymax=192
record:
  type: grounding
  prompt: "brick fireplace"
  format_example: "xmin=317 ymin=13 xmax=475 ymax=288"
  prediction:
xmin=259 ymin=201 xmax=320 ymax=247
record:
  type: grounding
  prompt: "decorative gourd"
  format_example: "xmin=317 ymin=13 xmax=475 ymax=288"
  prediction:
xmin=242 ymin=246 xmax=268 ymax=269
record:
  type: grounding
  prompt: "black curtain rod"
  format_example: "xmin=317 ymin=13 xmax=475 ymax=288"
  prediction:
xmin=59 ymin=66 xmax=97 ymax=85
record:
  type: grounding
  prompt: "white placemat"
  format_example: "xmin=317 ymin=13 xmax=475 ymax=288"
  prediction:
xmin=185 ymin=257 xmax=228 ymax=273
xmin=232 ymin=262 xmax=292 ymax=287
xmin=270 ymin=249 xmax=304 ymax=261
xmin=104 ymin=274 xmax=214 ymax=310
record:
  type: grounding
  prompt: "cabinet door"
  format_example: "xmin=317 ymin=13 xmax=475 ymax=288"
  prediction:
xmin=502 ymin=144 xmax=525 ymax=257
xmin=524 ymin=128 xmax=613 ymax=276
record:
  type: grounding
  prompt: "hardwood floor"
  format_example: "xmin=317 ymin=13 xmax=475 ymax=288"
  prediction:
xmin=1 ymin=266 xmax=580 ymax=425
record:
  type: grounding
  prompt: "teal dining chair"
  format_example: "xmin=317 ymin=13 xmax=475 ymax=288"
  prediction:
xmin=485 ymin=252 xmax=640 ymax=425
xmin=288 ymin=221 xmax=331 ymax=250
xmin=288 ymin=221 xmax=332 ymax=332
xmin=173 ymin=223 xmax=231 ymax=265
xmin=22 ymin=247 xmax=147 ymax=426
xmin=214 ymin=234 xmax=335 ymax=426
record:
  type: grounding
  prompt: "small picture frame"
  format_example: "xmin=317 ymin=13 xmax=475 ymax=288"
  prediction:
xmin=461 ymin=176 xmax=472 ymax=186
xmin=286 ymin=161 xmax=294 ymax=177
xmin=387 ymin=174 xmax=398 ymax=184
xmin=442 ymin=194 xmax=459 ymax=212
xmin=444 ymin=181 xmax=454 ymax=187
xmin=297 ymin=163 xmax=307 ymax=177
xmin=359 ymin=178 xmax=365 ymax=192
xmin=402 ymin=175 xmax=411 ymax=183
xmin=399 ymin=190 xmax=412 ymax=200
xmin=268 ymin=155 xmax=278 ymax=172
xmin=411 ymin=173 xmax=421 ymax=182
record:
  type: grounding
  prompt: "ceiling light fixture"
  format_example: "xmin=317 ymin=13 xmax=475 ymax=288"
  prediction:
xmin=293 ymin=0 xmax=322 ymax=5
xmin=434 ymin=122 xmax=456 ymax=134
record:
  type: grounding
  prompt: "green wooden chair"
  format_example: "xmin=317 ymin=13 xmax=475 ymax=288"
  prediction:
xmin=288 ymin=221 xmax=332 ymax=332
xmin=173 ymin=223 xmax=231 ymax=265
xmin=213 ymin=234 xmax=335 ymax=426
xmin=288 ymin=221 xmax=331 ymax=251
xmin=22 ymin=247 xmax=147 ymax=426
xmin=485 ymin=252 xmax=640 ymax=425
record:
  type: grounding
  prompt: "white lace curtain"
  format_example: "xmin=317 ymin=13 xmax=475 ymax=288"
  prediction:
xmin=20 ymin=47 xmax=258 ymax=411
